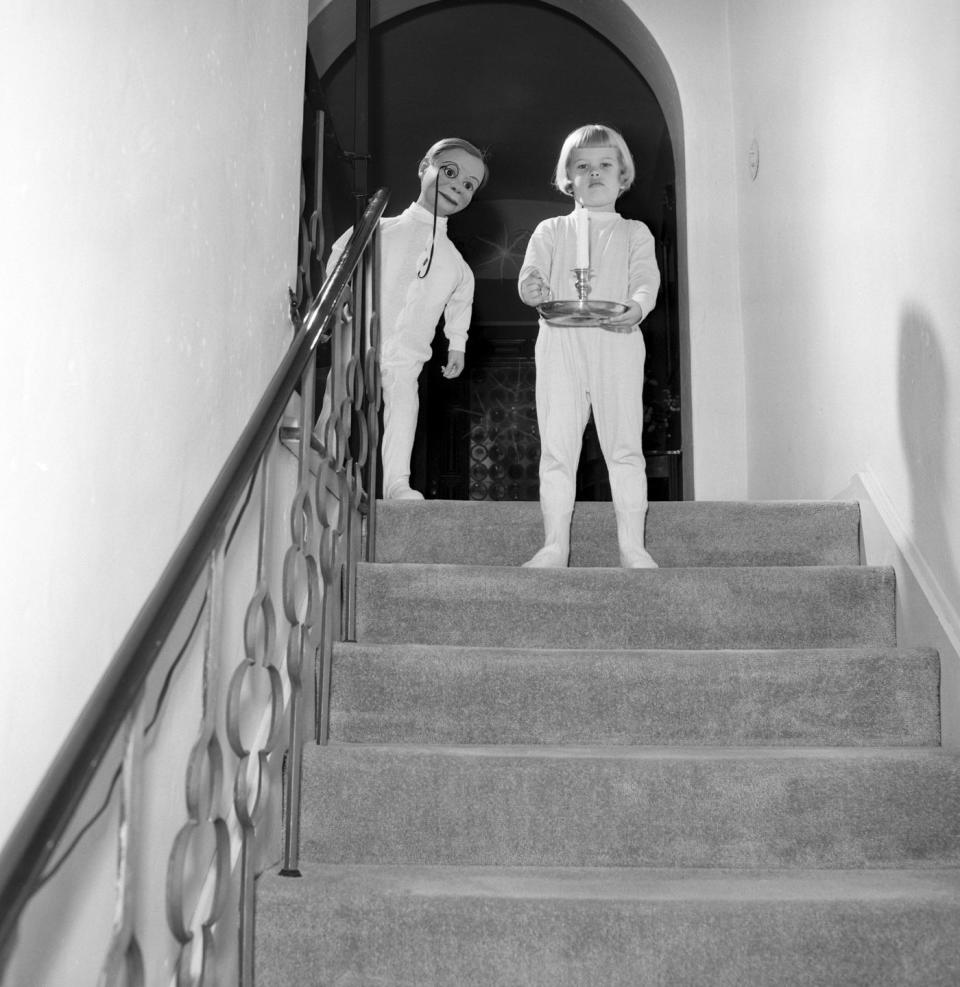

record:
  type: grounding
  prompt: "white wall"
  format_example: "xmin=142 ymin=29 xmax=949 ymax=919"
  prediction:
xmin=728 ymin=0 xmax=960 ymax=706
xmin=5 ymin=438 xmax=301 ymax=985
xmin=308 ymin=0 xmax=750 ymax=500
xmin=615 ymin=0 xmax=748 ymax=500
xmin=0 ymin=0 xmax=308 ymax=845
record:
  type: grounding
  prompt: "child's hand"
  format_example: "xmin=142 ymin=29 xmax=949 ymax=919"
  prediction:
xmin=602 ymin=300 xmax=644 ymax=329
xmin=520 ymin=273 xmax=551 ymax=307
xmin=442 ymin=351 xmax=465 ymax=379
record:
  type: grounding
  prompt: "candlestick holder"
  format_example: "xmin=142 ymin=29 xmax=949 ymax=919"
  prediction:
xmin=572 ymin=266 xmax=592 ymax=301
xmin=536 ymin=267 xmax=630 ymax=328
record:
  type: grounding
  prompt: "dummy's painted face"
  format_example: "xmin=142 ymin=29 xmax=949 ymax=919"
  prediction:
xmin=417 ymin=147 xmax=485 ymax=217
xmin=568 ymin=145 xmax=624 ymax=211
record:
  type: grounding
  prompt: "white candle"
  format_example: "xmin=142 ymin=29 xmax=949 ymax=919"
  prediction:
xmin=575 ymin=204 xmax=589 ymax=270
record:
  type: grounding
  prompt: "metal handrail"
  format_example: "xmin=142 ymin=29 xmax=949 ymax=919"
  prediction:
xmin=0 ymin=187 xmax=390 ymax=961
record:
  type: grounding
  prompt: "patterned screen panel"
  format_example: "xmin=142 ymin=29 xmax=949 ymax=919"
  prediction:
xmin=468 ymin=361 xmax=540 ymax=501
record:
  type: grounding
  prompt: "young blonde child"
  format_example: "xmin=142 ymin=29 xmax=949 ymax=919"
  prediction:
xmin=324 ymin=138 xmax=487 ymax=499
xmin=518 ymin=124 xmax=660 ymax=567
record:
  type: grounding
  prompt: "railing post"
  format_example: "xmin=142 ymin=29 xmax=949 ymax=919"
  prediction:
xmin=364 ymin=223 xmax=382 ymax=561
xmin=280 ymin=351 xmax=322 ymax=879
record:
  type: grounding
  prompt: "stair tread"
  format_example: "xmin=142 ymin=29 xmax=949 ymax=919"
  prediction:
xmin=335 ymin=642 xmax=937 ymax=658
xmin=301 ymin=743 xmax=960 ymax=868
xmin=375 ymin=499 xmax=863 ymax=567
xmin=330 ymin=643 xmax=941 ymax=746
xmin=258 ymin=495 xmax=957 ymax=983
xmin=356 ymin=562 xmax=897 ymax=650
xmin=366 ymin=561 xmax=876 ymax=574
xmin=257 ymin=864 xmax=960 ymax=986
xmin=318 ymin=742 xmax=956 ymax=760
xmin=260 ymin=862 xmax=960 ymax=903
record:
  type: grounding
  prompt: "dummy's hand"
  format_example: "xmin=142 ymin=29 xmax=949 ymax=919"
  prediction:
xmin=519 ymin=272 xmax=551 ymax=307
xmin=602 ymin=300 xmax=644 ymax=329
xmin=442 ymin=350 xmax=465 ymax=379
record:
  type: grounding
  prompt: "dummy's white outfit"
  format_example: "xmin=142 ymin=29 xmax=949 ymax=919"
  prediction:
xmin=519 ymin=209 xmax=660 ymax=567
xmin=326 ymin=202 xmax=474 ymax=498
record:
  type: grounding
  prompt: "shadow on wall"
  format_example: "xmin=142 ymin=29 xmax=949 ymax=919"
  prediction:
xmin=897 ymin=303 xmax=957 ymax=607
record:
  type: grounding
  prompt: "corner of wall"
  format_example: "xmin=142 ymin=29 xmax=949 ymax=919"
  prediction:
xmin=836 ymin=470 xmax=960 ymax=748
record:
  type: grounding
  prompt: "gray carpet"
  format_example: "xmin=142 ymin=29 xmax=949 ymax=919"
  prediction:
xmin=257 ymin=865 xmax=960 ymax=987
xmin=375 ymin=499 xmax=862 ymax=567
xmin=356 ymin=563 xmax=896 ymax=650
xmin=327 ymin=644 xmax=940 ymax=746
xmin=256 ymin=499 xmax=960 ymax=986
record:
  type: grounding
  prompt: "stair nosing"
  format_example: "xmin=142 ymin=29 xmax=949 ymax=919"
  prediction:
xmin=264 ymin=860 xmax=960 ymax=902
xmin=315 ymin=743 xmax=951 ymax=760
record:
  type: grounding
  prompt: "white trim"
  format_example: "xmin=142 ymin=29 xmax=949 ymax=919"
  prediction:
xmin=840 ymin=469 xmax=960 ymax=747
xmin=855 ymin=468 xmax=960 ymax=657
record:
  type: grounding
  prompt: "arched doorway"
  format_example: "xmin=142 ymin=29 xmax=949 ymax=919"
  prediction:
xmin=309 ymin=0 xmax=687 ymax=500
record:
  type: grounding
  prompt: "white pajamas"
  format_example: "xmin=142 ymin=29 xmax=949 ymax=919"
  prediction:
xmin=326 ymin=202 xmax=474 ymax=496
xmin=519 ymin=209 xmax=660 ymax=566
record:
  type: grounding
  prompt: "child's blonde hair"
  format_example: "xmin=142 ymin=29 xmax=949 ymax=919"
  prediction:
xmin=418 ymin=137 xmax=489 ymax=190
xmin=552 ymin=124 xmax=635 ymax=197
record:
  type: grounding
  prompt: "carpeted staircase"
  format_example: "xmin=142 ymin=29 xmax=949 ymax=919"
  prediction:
xmin=256 ymin=499 xmax=960 ymax=986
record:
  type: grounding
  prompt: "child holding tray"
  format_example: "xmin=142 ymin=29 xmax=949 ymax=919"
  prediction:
xmin=518 ymin=124 xmax=660 ymax=567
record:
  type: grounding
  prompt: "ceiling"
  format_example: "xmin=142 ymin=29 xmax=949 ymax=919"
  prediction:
xmin=314 ymin=0 xmax=673 ymax=228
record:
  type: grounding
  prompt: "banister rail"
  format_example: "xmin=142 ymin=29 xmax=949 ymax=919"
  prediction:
xmin=0 ymin=187 xmax=389 ymax=977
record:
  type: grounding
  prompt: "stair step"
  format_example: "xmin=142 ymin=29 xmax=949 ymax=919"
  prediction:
xmin=329 ymin=644 xmax=941 ymax=746
xmin=300 ymin=745 xmax=960 ymax=869
xmin=375 ymin=499 xmax=862 ymax=567
xmin=255 ymin=864 xmax=960 ymax=987
xmin=259 ymin=494 xmax=956 ymax=981
xmin=356 ymin=563 xmax=896 ymax=650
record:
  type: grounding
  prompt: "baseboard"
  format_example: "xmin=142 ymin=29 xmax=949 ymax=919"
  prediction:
xmin=837 ymin=470 xmax=960 ymax=747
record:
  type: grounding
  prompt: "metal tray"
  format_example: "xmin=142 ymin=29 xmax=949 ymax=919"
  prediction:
xmin=537 ymin=299 xmax=630 ymax=327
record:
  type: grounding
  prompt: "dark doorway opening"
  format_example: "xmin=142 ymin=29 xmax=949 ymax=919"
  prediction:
xmin=315 ymin=0 xmax=682 ymax=500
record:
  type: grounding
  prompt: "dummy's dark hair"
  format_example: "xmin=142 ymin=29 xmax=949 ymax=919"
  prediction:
xmin=418 ymin=137 xmax=489 ymax=190
xmin=552 ymin=124 xmax=635 ymax=197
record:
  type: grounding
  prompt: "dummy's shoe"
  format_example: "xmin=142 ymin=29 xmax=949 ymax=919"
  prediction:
xmin=385 ymin=480 xmax=424 ymax=501
xmin=621 ymin=547 xmax=659 ymax=569
xmin=522 ymin=544 xmax=569 ymax=568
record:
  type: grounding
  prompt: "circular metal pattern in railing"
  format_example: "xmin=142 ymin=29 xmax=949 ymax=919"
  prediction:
xmin=317 ymin=524 xmax=337 ymax=591
xmin=347 ymin=459 xmax=365 ymax=513
xmin=282 ymin=528 xmax=321 ymax=633
xmin=316 ymin=461 xmax=348 ymax=535
xmin=351 ymin=403 xmax=370 ymax=469
xmin=364 ymin=347 xmax=379 ymax=401
xmin=228 ymin=590 xmax=285 ymax=826
xmin=166 ymin=736 xmax=231 ymax=960
xmin=344 ymin=354 xmax=359 ymax=405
